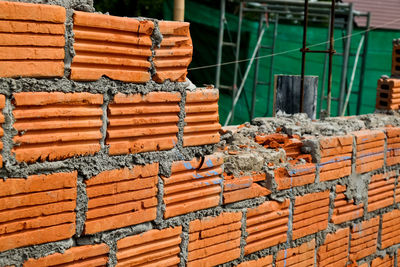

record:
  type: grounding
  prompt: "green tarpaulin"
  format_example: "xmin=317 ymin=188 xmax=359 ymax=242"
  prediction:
xmin=164 ymin=0 xmax=399 ymax=125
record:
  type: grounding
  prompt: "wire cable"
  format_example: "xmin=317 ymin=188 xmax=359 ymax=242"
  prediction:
xmin=188 ymin=16 xmax=400 ymax=71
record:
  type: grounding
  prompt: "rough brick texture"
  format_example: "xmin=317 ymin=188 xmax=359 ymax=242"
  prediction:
xmin=106 ymin=92 xmax=181 ymax=155
xmin=71 ymin=11 xmax=153 ymax=83
xmin=116 ymin=226 xmax=182 ymax=266
xmin=275 ymin=239 xmax=315 ymax=267
xmin=245 ymin=200 xmax=290 ymax=255
xmin=353 ymin=130 xmax=385 ymax=173
xmin=273 ymin=163 xmax=316 ymax=189
xmin=153 ymin=21 xmax=192 ymax=82
xmin=317 ymin=228 xmax=349 ymax=266
xmin=375 ymin=78 xmax=400 ymax=110
xmin=0 ymin=172 xmax=77 ymax=252
xmin=0 ymin=1 xmax=65 ymax=78
xmin=349 ymin=216 xmax=379 ymax=263
xmin=292 ymin=191 xmax=329 ymax=240
xmin=331 ymin=185 xmax=363 ymax=224
xmin=223 ymin=173 xmax=270 ymax=204
xmin=367 ymin=172 xmax=396 ymax=212
xmin=23 ymin=244 xmax=109 ymax=266
xmin=84 ymin=163 xmax=158 ymax=234
xmin=183 ymin=88 xmax=221 ymax=147
xmin=392 ymin=42 xmax=400 ymax=77
xmin=381 ymin=209 xmax=400 ymax=249
xmin=371 ymin=254 xmax=395 ymax=267
xmin=188 ymin=212 xmax=242 ymax=266
xmin=386 ymin=127 xmax=400 ymax=165
xmin=236 ymin=256 xmax=273 ymax=267
xmin=319 ymin=135 xmax=353 ymax=181
xmin=12 ymin=92 xmax=103 ymax=162
xmin=162 ymin=154 xmax=223 ymax=218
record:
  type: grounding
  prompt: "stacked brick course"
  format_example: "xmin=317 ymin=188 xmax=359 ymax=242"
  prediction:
xmin=2 ymin=1 xmax=400 ymax=266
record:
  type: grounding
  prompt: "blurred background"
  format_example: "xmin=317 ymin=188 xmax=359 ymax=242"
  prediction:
xmin=94 ymin=0 xmax=400 ymax=125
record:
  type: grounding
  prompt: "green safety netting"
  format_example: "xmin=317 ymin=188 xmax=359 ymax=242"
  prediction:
xmin=164 ymin=0 xmax=398 ymax=125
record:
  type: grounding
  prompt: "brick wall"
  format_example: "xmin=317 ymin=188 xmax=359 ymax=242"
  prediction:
xmin=1 ymin=1 xmax=400 ymax=267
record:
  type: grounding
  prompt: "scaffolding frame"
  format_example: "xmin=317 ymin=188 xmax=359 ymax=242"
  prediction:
xmin=216 ymin=0 xmax=371 ymax=124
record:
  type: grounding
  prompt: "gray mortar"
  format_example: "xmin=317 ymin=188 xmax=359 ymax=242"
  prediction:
xmin=64 ymin=8 xmax=75 ymax=78
xmin=239 ymin=209 xmax=248 ymax=259
xmin=6 ymin=0 xmax=94 ymax=11
xmin=75 ymin=175 xmax=88 ymax=237
xmin=345 ymin=172 xmax=370 ymax=205
xmin=178 ymin=224 xmax=189 ymax=267
xmin=154 ymin=206 xmax=223 ymax=230
xmin=155 ymin=176 xmax=166 ymax=225
xmin=100 ymin=91 xmax=111 ymax=151
xmin=0 ymin=77 xmax=189 ymax=95
xmin=1 ymin=96 xmax=17 ymax=176
xmin=0 ymin=239 xmax=73 ymax=267
xmin=149 ymin=19 xmax=163 ymax=77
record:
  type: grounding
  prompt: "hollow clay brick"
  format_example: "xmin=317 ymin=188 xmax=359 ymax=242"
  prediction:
xmin=24 ymin=244 xmax=109 ymax=267
xmin=12 ymin=92 xmax=103 ymax=163
xmin=84 ymin=163 xmax=158 ymax=234
xmin=188 ymin=212 xmax=242 ymax=266
xmin=0 ymin=171 xmax=77 ymax=252
xmin=71 ymin=11 xmax=153 ymax=83
xmin=106 ymin=92 xmax=181 ymax=155
xmin=153 ymin=21 xmax=193 ymax=82
xmin=292 ymin=191 xmax=330 ymax=240
xmin=162 ymin=154 xmax=223 ymax=218
xmin=116 ymin=226 xmax=182 ymax=266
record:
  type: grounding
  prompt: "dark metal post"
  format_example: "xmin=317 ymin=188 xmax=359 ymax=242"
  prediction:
xmin=356 ymin=12 xmax=370 ymax=115
xmin=231 ymin=2 xmax=243 ymax=121
xmin=300 ymin=0 xmax=309 ymax=113
xmin=267 ymin=14 xmax=279 ymax=115
xmin=319 ymin=15 xmax=331 ymax=116
xmin=215 ymin=0 xmax=225 ymax=89
xmin=251 ymin=14 xmax=264 ymax=120
xmin=326 ymin=0 xmax=336 ymax=117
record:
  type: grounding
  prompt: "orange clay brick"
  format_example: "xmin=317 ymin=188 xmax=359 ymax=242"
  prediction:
xmin=349 ymin=217 xmax=379 ymax=263
xmin=317 ymin=228 xmax=350 ymax=267
xmin=276 ymin=239 xmax=315 ymax=267
xmin=162 ymin=154 xmax=223 ymax=218
xmin=331 ymin=185 xmax=363 ymax=224
xmin=370 ymin=254 xmax=395 ymax=267
xmin=0 ymin=1 xmax=65 ymax=78
xmin=223 ymin=173 xmax=270 ymax=204
xmin=0 ymin=95 xmax=5 ymax=167
xmin=188 ymin=212 xmax=242 ymax=266
xmin=236 ymin=255 xmax=273 ymax=267
xmin=292 ymin=191 xmax=330 ymax=240
xmin=381 ymin=209 xmax=400 ymax=249
xmin=12 ymin=92 xmax=103 ymax=163
xmin=153 ymin=21 xmax=193 ymax=82
xmin=273 ymin=163 xmax=316 ymax=190
xmin=71 ymin=11 xmax=153 ymax=83
xmin=367 ymin=172 xmax=396 ymax=212
xmin=245 ymin=200 xmax=290 ymax=255
xmin=352 ymin=130 xmax=385 ymax=174
xmin=116 ymin=226 xmax=182 ymax=266
xmin=0 ymin=171 xmax=77 ymax=252
xmin=386 ymin=127 xmax=400 ymax=166
xmin=319 ymin=135 xmax=353 ymax=181
xmin=84 ymin=163 xmax=158 ymax=234
xmin=106 ymin=92 xmax=181 ymax=155
xmin=24 ymin=244 xmax=109 ymax=267
xmin=183 ymin=88 xmax=221 ymax=147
